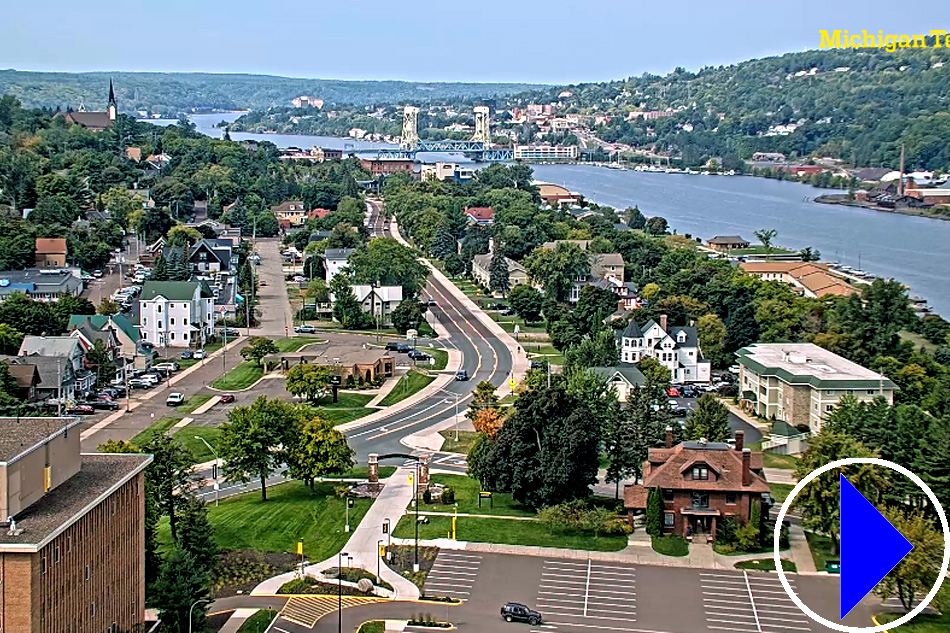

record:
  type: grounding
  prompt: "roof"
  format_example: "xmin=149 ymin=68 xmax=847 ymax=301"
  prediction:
xmin=2 ymin=362 xmax=40 ymax=388
xmin=0 ymin=268 xmax=82 ymax=297
xmin=0 ymin=417 xmax=83 ymax=464
xmin=707 ymin=235 xmax=748 ymax=245
xmin=2 ymin=355 xmax=72 ymax=389
xmin=323 ymin=248 xmax=356 ymax=261
xmin=590 ymin=364 xmax=646 ymax=387
xmin=67 ymin=314 xmax=139 ymax=343
xmin=853 ymin=167 xmax=897 ymax=182
xmin=737 ymin=343 xmax=897 ymax=390
xmin=465 ymin=207 xmax=494 ymax=221
xmin=0 ymin=452 xmax=152 ymax=551
xmin=641 ymin=443 xmax=770 ymax=494
xmin=590 ymin=253 xmax=625 ymax=278
xmin=62 ymin=111 xmax=112 ymax=129
xmin=667 ymin=326 xmax=699 ymax=349
xmin=18 ymin=336 xmax=81 ymax=359
xmin=739 ymin=262 xmax=855 ymax=298
xmin=623 ymin=485 xmax=649 ymax=509
xmin=350 ymin=285 xmax=403 ymax=303
xmin=309 ymin=208 xmax=332 ymax=220
xmin=140 ymin=281 xmax=200 ymax=302
xmin=472 ymin=253 xmax=526 ymax=274
xmin=35 ymin=238 xmax=67 ymax=255
xmin=270 ymin=200 xmax=306 ymax=213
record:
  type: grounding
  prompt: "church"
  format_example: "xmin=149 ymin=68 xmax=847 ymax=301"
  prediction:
xmin=61 ymin=80 xmax=118 ymax=131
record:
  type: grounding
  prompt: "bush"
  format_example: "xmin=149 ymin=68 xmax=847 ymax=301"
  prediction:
xmin=717 ymin=516 xmax=738 ymax=547
xmin=646 ymin=487 xmax=663 ymax=537
xmin=736 ymin=522 xmax=760 ymax=552
xmin=440 ymin=486 xmax=455 ymax=504
xmin=296 ymin=308 xmax=320 ymax=321
xmin=422 ymin=488 xmax=432 ymax=505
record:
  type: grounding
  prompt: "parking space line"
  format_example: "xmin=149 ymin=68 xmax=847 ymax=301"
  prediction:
xmin=743 ymin=571 xmax=762 ymax=633
xmin=757 ymin=624 xmax=812 ymax=632
xmin=704 ymin=591 xmax=752 ymax=599
xmin=543 ymin=572 xmax=587 ymax=580
xmin=708 ymin=627 xmax=757 ymax=633
xmin=588 ymin=589 xmax=637 ymax=597
xmin=584 ymin=559 xmax=592 ymax=617
xmin=428 ymin=568 xmax=478 ymax=576
xmin=546 ymin=621 xmax=647 ymax=632
xmin=542 ymin=578 xmax=589 ymax=587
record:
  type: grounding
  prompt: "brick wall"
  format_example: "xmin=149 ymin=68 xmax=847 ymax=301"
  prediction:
xmin=661 ymin=489 xmax=756 ymax=539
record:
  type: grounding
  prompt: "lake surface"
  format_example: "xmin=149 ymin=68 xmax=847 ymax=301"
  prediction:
xmin=533 ymin=164 xmax=950 ymax=317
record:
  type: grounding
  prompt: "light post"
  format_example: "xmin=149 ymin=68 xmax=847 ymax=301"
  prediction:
xmin=383 ymin=518 xmax=391 ymax=549
xmin=377 ymin=539 xmax=384 ymax=584
xmin=194 ymin=436 xmax=220 ymax=506
xmin=435 ymin=387 xmax=461 ymax=442
xmin=338 ymin=550 xmax=349 ymax=633
xmin=413 ymin=459 xmax=421 ymax=572
xmin=188 ymin=598 xmax=211 ymax=633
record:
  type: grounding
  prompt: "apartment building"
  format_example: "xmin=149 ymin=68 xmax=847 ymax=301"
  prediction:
xmin=139 ymin=281 xmax=214 ymax=348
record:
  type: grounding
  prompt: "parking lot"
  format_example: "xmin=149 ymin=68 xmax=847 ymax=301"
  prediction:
xmin=536 ymin=559 xmax=638 ymax=631
xmin=700 ymin=571 xmax=814 ymax=633
xmin=424 ymin=550 xmax=483 ymax=598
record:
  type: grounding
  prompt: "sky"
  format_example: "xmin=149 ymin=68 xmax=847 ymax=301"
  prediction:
xmin=0 ymin=1 xmax=944 ymax=84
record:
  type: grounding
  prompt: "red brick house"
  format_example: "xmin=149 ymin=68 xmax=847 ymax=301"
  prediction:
xmin=624 ymin=430 xmax=770 ymax=540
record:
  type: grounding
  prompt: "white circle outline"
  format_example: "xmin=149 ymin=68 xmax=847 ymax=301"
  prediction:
xmin=773 ymin=457 xmax=950 ymax=632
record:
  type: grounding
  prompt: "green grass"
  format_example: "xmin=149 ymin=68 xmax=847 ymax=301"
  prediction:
xmin=769 ymin=483 xmax=795 ymax=504
xmin=876 ymin=612 xmax=950 ymax=633
xmin=314 ymin=393 xmax=375 ymax=425
xmin=805 ymin=530 xmax=836 ymax=571
xmin=211 ymin=362 xmax=264 ymax=390
xmin=174 ymin=426 xmax=223 ymax=464
xmin=415 ymin=474 xmax=535 ymax=517
xmin=735 ymin=558 xmax=797 ymax=572
xmin=763 ymin=452 xmax=799 ymax=470
xmin=652 ymin=535 xmax=689 ymax=557
xmin=416 ymin=347 xmax=448 ymax=371
xmin=237 ymin=609 xmax=278 ymax=633
xmin=439 ymin=431 xmax=479 ymax=455
xmin=377 ymin=370 xmax=435 ymax=407
xmin=357 ymin=622 xmax=385 ymax=633
xmin=729 ymin=246 xmax=798 ymax=256
xmin=323 ymin=466 xmax=397 ymax=480
xmin=175 ymin=394 xmax=213 ymax=414
xmin=900 ymin=330 xmax=939 ymax=354
xmin=275 ymin=337 xmax=325 ymax=352
xmin=394 ymin=514 xmax=627 ymax=551
xmin=130 ymin=417 xmax=181 ymax=447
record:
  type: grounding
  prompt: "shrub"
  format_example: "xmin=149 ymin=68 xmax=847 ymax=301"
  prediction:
xmin=422 ymin=488 xmax=432 ymax=505
xmin=717 ymin=516 xmax=738 ymax=546
xmin=440 ymin=486 xmax=455 ymax=504
xmin=736 ymin=522 xmax=760 ymax=552
xmin=646 ymin=487 xmax=663 ymax=537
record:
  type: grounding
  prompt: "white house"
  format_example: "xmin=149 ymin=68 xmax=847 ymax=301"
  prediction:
xmin=321 ymin=248 xmax=356 ymax=282
xmin=351 ymin=285 xmax=402 ymax=327
xmin=618 ymin=315 xmax=711 ymax=383
xmin=139 ymin=281 xmax=214 ymax=348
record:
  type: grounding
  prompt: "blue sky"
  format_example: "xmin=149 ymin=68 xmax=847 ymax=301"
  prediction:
xmin=0 ymin=1 xmax=943 ymax=83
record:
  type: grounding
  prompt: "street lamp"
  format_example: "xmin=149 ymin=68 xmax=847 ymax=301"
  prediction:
xmin=194 ymin=435 xmax=220 ymax=506
xmin=437 ymin=388 xmax=461 ymax=442
xmin=188 ymin=598 xmax=211 ymax=633
xmin=338 ymin=550 xmax=349 ymax=633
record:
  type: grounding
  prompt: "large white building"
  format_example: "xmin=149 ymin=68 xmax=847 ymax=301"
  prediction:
xmin=513 ymin=145 xmax=578 ymax=161
xmin=618 ymin=316 xmax=711 ymax=383
xmin=321 ymin=248 xmax=356 ymax=282
xmin=139 ymin=281 xmax=214 ymax=348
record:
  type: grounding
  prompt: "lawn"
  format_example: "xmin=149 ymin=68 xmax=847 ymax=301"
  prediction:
xmin=769 ymin=483 xmax=795 ymax=504
xmin=275 ymin=337 xmax=325 ymax=353
xmin=175 ymin=394 xmax=213 ymax=414
xmin=130 ymin=417 xmax=181 ymax=447
xmin=394 ymin=514 xmax=627 ymax=551
xmin=357 ymin=622 xmax=385 ymax=633
xmin=439 ymin=431 xmax=479 ymax=455
xmin=735 ymin=558 xmax=797 ymax=572
xmin=204 ymin=481 xmax=373 ymax=559
xmin=805 ymin=530 xmax=836 ymax=571
xmin=174 ymin=426 xmax=223 ymax=464
xmin=876 ymin=612 xmax=950 ymax=633
xmin=763 ymin=452 xmax=799 ymax=470
xmin=416 ymin=347 xmax=448 ymax=371
xmin=237 ymin=609 xmax=278 ymax=633
xmin=211 ymin=362 xmax=264 ymax=390
xmin=315 ymin=393 xmax=374 ymax=425
xmin=729 ymin=245 xmax=798 ymax=256
xmin=652 ymin=535 xmax=689 ymax=557
xmin=413 ymin=474 xmax=535 ymax=517
xmin=324 ymin=466 xmax=397 ymax=480
xmin=377 ymin=370 xmax=435 ymax=407
xmin=490 ymin=313 xmax=548 ymax=334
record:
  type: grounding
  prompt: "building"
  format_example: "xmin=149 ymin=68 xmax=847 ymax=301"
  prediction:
xmin=471 ymin=253 xmax=529 ymax=293
xmin=421 ymin=163 xmax=475 ymax=182
xmin=59 ymin=81 xmax=118 ymax=132
xmin=623 ymin=430 xmax=769 ymax=540
xmin=187 ymin=239 xmax=235 ymax=273
xmin=346 ymin=285 xmax=403 ymax=327
xmin=67 ymin=314 xmax=148 ymax=372
xmin=618 ymin=315 xmax=711 ymax=383
xmin=320 ymin=248 xmax=356 ymax=282
xmin=706 ymin=235 xmax=749 ymax=251
xmin=535 ymin=182 xmax=581 ymax=206
xmin=0 ymin=417 xmax=151 ymax=633
xmin=358 ymin=157 xmax=415 ymax=176
xmin=464 ymin=207 xmax=494 ymax=225
xmin=736 ymin=343 xmax=896 ymax=431
xmin=1 ymin=361 xmax=41 ymax=402
xmin=513 ymin=145 xmax=578 ymax=161
xmin=308 ymin=208 xmax=332 ymax=221
xmin=34 ymin=239 xmax=68 ymax=268
xmin=740 ymin=262 xmax=855 ymax=298
xmin=590 ymin=276 xmax=640 ymax=310
xmin=0 ymin=269 xmax=83 ymax=303
xmin=270 ymin=201 xmax=308 ymax=227
xmin=138 ymin=281 xmax=214 ymax=348
xmin=271 ymin=347 xmax=395 ymax=383
xmin=291 ymin=96 xmax=324 ymax=108
xmin=590 ymin=365 xmax=646 ymax=402
xmin=751 ymin=152 xmax=787 ymax=163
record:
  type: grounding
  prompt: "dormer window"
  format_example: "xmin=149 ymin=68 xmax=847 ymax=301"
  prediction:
xmin=691 ymin=466 xmax=709 ymax=480
xmin=677 ymin=331 xmax=687 ymax=343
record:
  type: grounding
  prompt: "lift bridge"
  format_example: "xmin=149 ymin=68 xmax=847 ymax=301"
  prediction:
xmin=364 ymin=105 xmax=512 ymax=162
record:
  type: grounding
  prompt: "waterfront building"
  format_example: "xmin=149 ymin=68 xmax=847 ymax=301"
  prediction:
xmin=740 ymin=262 xmax=855 ymax=298
xmin=513 ymin=145 xmax=578 ymax=161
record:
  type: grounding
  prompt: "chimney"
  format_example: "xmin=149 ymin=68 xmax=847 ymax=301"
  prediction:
xmin=742 ymin=448 xmax=752 ymax=486
xmin=665 ymin=426 xmax=673 ymax=449
xmin=734 ymin=430 xmax=744 ymax=453
xmin=659 ymin=314 xmax=668 ymax=332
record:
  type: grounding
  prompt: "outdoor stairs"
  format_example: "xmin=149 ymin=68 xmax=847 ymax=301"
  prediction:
xmin=281 ymin=596 xmax=383 ymax=628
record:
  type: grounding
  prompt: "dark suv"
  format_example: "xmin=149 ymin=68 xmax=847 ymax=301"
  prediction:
xmin=500 ymin=603 xmax=541 ymax=625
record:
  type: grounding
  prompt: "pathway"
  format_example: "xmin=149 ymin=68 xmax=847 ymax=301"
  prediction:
xmin=764 ymin=467 xmax=798 ymax=484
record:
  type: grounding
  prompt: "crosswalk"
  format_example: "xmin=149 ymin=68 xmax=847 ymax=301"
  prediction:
xmin=280 ymin=596 xmax=381 ymax=629
xmin=700 ymin=571 xmax=813 ymax=633
xmin=432 ymin=453 xmax=468 ymax=468
xmin=423 ymin=550 xmax=482 ymax=598
xmin=535 ymin=559 xmax=638 ymax=633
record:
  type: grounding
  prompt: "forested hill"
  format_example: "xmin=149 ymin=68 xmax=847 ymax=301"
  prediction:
xmin=0 ymin=70 xmax=545 ymax=117
xmin=523 ymin=45 xmax=950 ymax=169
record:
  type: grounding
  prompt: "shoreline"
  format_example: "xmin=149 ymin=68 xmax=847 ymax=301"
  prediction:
xmin=813 ymin=194 xmax=950 ymax=222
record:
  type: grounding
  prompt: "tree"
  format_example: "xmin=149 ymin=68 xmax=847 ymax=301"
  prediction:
xmin=623 ymin=206 xmax=646 ymax=230
xmin=50 ymin=294 xmax=95 ymax=333
xmin=97 ymin=299 xmax=120 ymax=315
xmin=285 ymin=415 xmax=355 ymax=488
xmin=646 ymin=487 xmax=663 ymax=537
xmin=638 ymin=357 xmax=672 ymax=389
xmin=873 ymin=508 xmax=945 ymax=610
xmin=697 ymin=313 xmax=728 ymax=367
xmin=142 ymin=433 xmax=195 ymax=543
xmin=799 ymin=247 xmax=821 ymax=262
xmin=524 ymin=242 xmax=590 ymax=302
xmin=564 ymin=329 xmax=620 ymax=369
xmin=85 ymin=339 xmax=116 ymax=387
xmin=488 ymin=250 xmax=510 ymax=296
xmin=346 ymin=238 xmax=429 ymax=298
xmin=151 ymin=253 xmax=170 ymax=281
xmin=166 ymin=226 xmax=202 ymax=247
xmin=754 ymin=228 xmax=778 ymax=257
xmin=684 ymin=393 xmax=731 ymax=442
xmin=219 ymin=396 xmax=294 ymax=501
xmin=153 ymin=548 xmax=211 ymax=633
xmin=641 ymin=282 xmax=659 ymax=301
xmin=915 ymin=417 xmax=950 ymax=515
xmin=285 ymin=363 xmax=332 ymax=402
xmin=466 ymin=380 xmax=499 ymax=422
xmin=330 ymin=274 xmax=368 ymax=329
xmin=240 ymin=336 xmax=279 ymax=368
xmin=508 ymin=284 xmax=543 ymax=324
xmin=0 ymin=323 xmax=24 ymax=354
xmin=176 ymin=495 xmax=217 ymax=577
xmin=573 ymin=285 xmax=620 ymax=336
xmin=430 ymin=228 xmax=457 ymax=259
xmin=391 ymin=299 xmax=425 ymax=335
xmin=443 ymin=252 xmax=466 ymax=277
xmin=304 ymin=279 xmax=329 ymax=303
xmin=645 ymin=216 xmax=669 ymax=235
xmin=473 ymin=408 xmax=504 ymax=437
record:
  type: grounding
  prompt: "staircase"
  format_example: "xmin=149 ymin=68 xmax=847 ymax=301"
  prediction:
xmin=281 ymin=596 xmax=382 ymax=628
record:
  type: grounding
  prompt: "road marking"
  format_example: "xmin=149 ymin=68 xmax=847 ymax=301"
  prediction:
xmin=546 ymin=621 xmax=659 ymax=632
xmin=545 ymin=560 xmax=589 ymax=567
xmin=704 ymin=591 xmax=753 ymax=599
xmin=743 ymin=571 xmax=762 ymax=633
xmin=273 ymin=628 xmax=292 ymax=633
xmin=539 ymin=590 xmax=585 ymax=598
xmin=587 ymin=589 xmax=637 ymax=597
xmin=707 ymin=626 xmax=758 ymax=633
xmin=541 ymin=578 xmax=588 ymax=587
xmin=584 ymin=558 xmax=592 ymax=617
xmin=756 ymin=624 xmax=812 ymax=632
xmin=545 ymin=613 xmax=637 ymax=622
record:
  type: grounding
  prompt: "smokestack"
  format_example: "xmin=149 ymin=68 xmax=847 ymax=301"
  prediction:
xmin=742 ymin=448 xmax=752 ymax=486
xmin=734 ymin=430 xmax=744 ymax=453
xmin=659 ymin=314 xmax=668 ymax=332
xmin=665 ymin=426 xmax=673 ymax=449
xmin=899 ymin=144 xmax=905 ymax=196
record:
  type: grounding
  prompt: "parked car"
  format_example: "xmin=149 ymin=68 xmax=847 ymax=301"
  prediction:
xmin=408 ymin=349 xmax=430 ymax=361
xmin=218 ymin=328 xmax=241 ymax=338
xmin=385 ymin=342 xmax=401 ymax=351
xmin=219 ymin=394 xmax=236 ymax=404
xmin=455 ymin=370 xmax=469 ymax=381
xmin=166 ymin=392 xmax=185 ymax=406
xmin=181 ymin=350 xmax=194 ymax=360
xmin=294 ymin=325 xmax=317 ymax=334
xmin=86 ymin=399 xmax=119 ymax=411
xmin=396 ymin=344 xmax=412 ymax=353
xmin=67 ymin=405 xmax=96 ymax=415
xmin=127 ymin=378 xmax=150 ymax=389
xmin=500 ymin=603 xmax=542 ymax=625
xmin=92 ymin=270 xmax=103 ymax=278
xmin=666 ymin=387 xmax=681 ymax=397
xmin=500 ymin=308 xmax=514 ymax=316
xmin=193 ymin=349 xmax=206 ymax=360
xmin=672 ymin=407 xmax=690 ymax=418
xmin=155 ymin=362 xmax=180 ymax=372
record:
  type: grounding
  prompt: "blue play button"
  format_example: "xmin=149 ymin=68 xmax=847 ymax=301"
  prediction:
xmin=839 ymin=474 xmax=914 ymax=619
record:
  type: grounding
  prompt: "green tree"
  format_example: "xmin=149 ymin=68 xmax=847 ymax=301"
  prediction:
xmin=85 ymin=339 xmax=116 ymax=387
xmin=466 ymin=380 xmax=499 ymax=422
xmin=285 ymin=415 xmax=355 ymax=489
xmin=151 ymin=253 xmax=170 ymax=281
xmin=646 ymin=487 xmax=663 ymax=537
xmin=330 ymin=275 xmax=367 ymax=329
xmin=153 ymin=548 xmax=211 ymax=633
xmin=142 ymin=433 xmax=194 ymax=543
xmin=873 ymin=508 xmax=945 ymax=610
xmin=754 ymin=228 xmax=778 ymax=257
xmin=623 ymin=206 xmax=646 ymax=230
xmin=239 ymin=336 xmax=279 ymax=368
xmin=697 ymin=313 xmax=728 ymax=367
xmin=638 ymin=357 xmax=672 ymax=389
xmin=391 ymin=298 xmax=425 ymax=335
xmin=176 ymin=495 xmax=217 ymax=578
xmin=0 ymin=323 xmax=24 ymax=355
xmin=219 ymin=396 xmax=294 ymax=501
xmin=166 ymin=226 xmax=202 ymax=247
xmin=304 ymin=279 xmax=330 ymax=303
xmin=524 ymin=242 xmax=590 ymax=302
xmin=645 ymin=216 xmax=669 ymax=235
xmin=50 ymin=294 xmax=95 ymax=333
xmin=443 ymin=252 xmax=466 ymax=277
xmin=683 ymin=393 xmax=731 ymax=442
xmin=346 ymin=238 xmax=429 ymax=298
xmin=508 ymin=284 xmax=543 ymax=324
xmin=285 ymin=363 xmax=332 ymax=402
xmin=488 ymin=250 xmax=510 ymax=296
xmin=97 ymin=299 xmax=120 ymax=316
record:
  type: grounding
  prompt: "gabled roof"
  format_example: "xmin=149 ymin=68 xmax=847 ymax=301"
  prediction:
xmin=35 ymin=238 xmax=67 ymax=255
xmin=590 ymin=364 xmax=646 ymax=387
xmin=622 ymin=320 xmax=642 ymax=338
xmin=270 ymin=200 xmax=306 ymax=213
xmin=62 ymin=111 xmax=112 ymax=129
xmin=2 ymin=361 xmax=40 ymax=388
xmin=668 ymin=326 xmax=699 ymax=348
xmin=18 ymin=336 xmax=81 ymax=359
xmin=351 ymin=285 xmax=403 ymax=303
xmin=642 ymin=442 xmax=769 ymax=493
xmin=66 ymin=314 xmax=139 ymax=343
xmin=323 ymin=248 xmax=356 ymax=261
xmin=464 ymin=207 xmax=494 ymax=222
xmin=140 ymin=281 xmax=200 ymax=302
xmin=2 ymin=355 xmax=72 ymax=389
xmin=707 ymin=235 xmax=748 ymax=245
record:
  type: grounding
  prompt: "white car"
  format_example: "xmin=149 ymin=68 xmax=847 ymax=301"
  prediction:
xmin=193 ymin=349 xmax=206 ymax=360
xmin=166 ymin=392 xmax=185 ymax=406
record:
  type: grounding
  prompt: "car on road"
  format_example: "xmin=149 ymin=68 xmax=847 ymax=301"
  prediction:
xmin=219 ymin=394 xmax=236 ymax=404
xmin=67 ymin=405 xmax=96 ymax=415
xmin=180 ymin=350 xmax=194 ymax=360
xmin=166 ymin=392 xmax=185 ymax=407
xmin=193 ymin=349 xmax=206 ymax=360
xmin=455 ymin=370 xmax=469 ymax=381
xmin=92 ymin=270 xmax=103 ymax=278
xmin=85 ymin=399 xmax=119 ymax=411
xmin=218 ymin=327 xmax=241 ymax=338
xmin=500 ymin=603 xmax=542 ymax=625
xmin=385 ymin=342 xmax=401 ymax=351
xmin=294 ymin=325 xmax=317 ymax=334
xmin=426 ymin=299 xmax=438 ymax=307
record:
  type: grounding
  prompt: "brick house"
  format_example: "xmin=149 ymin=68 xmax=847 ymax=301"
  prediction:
xmin=34 ymin=239 xmax=68 ymax=268
xmin=624 ymin=430 xmax=770 ymax=540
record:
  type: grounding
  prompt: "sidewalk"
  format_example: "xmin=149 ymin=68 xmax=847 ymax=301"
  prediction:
xmin=764 ymin=468 xmax=798 ymax=484
xmin=724 ymin=401 xmax=770 ymax=434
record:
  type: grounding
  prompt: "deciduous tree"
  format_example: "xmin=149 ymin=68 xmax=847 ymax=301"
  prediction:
xmin=508 ymin=284 xmax=543 ymax=324
xmin=240 ymin=336 xmax=279 ymax=368
xmin=285 ymin=415 xmax=355 ymax=488
xmin=285 ymin=363 xmax=332 ymax=402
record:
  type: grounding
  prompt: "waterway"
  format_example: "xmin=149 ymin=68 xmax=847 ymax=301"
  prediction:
xmin=532 ymin=164 xmax=950 ymax=317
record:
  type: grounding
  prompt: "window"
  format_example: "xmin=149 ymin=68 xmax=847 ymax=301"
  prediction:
xmin=170 ymin=318 xmax=175 ymax=325
xmin=663 ymin=489 xmax=674 ymax=502
xmin=867 ymin=390 xmax=876 ymax=395
xmin=85 ymin=565 xmax=90 ymax=581
xmin=170 ymin=332 xmax=176 ymax=341
xmin=825 ymin=404 xmax=835 ymax=412
xmin=664 ymin=512 xmax=675 ymax=527
xmin=170 ymin=303 xmax=175 ymax=309
xmin=157 ymin=305 xmax=162 ymax=313
xmin=691 ymin=492 xmax=710 ymax=508
xmin=184 ymin=318 xmax=188 ymax=326
xmin=157 ymin=321 xmax=163 ymax=329
xmin=143 ymin=317 xmax=147 ymax=326
xmin=692 ymin=466 xmax=709 ymax=480
xmin=726 ymin=493 xmax=737 ymax=504
xmin=54 ymin=546 xmax=60 ymax=563
xmin=42 ymin=556 xmax=48 ymax=574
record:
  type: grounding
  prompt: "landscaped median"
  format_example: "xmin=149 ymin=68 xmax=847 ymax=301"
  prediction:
xmin=377 ymin=370 xmax=435 ymax=407
xmin=236 ymin=609 xmax=278 ymax=633
xmin=210 ymin=336 xmax=325 ymax=391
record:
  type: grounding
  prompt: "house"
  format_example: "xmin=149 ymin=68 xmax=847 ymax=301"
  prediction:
xmin=623 ymin=430 xmax=770 ymax=540
xmin=421 ymin=163 xmax=475 ymax=182
xmin=187 ymin=239 xmax=235 ymax=273
xmin=320 ymin=248 xmax=356 ymax=282
xmin=34 ymin=238 xmax=68 ymax=267
xmin=18 ymin=336 xmax=85 ymax=374
xmin=706 ymin=236 xmax=750 ymax=251
xmin=740 ymin=262 xmax=855 ymax=298
xmin=471 ymin=253 xmax=529 ymax=293
xmin=144 ymin=153 xmax=171 ymax=171
xmin=538 ymin=241 xmax=626 ymax=302
xmin=736 ymin=343 xmax=896 ymax=432
xmin=535 ymin=182 xmax=581 ymax=206
xmin=270 ymin=201 xmax=308 ymax=227
xmin=590 ymin=276 xmax=640 ymax=310
xmin=464 ymin=207 xmax=494 ymax=225
xmin=308 ymin=208 xmax=332 ymax=221
xmin=751 ymin=152 xmax=786 ymax=163
xmin=618 ymin=315 xmax=711 ymax=383
xmin=12 ymin=335 xmax=94 ymax=400
xmin=0 ymin=360 xmax=40 ymax=402
xmin=139 ymin=281 xmax=214 ymax=348
xmin=0 ymin=418 xmax=151 ymax=633
xmin=67 ymin=313 xmax=148 ymax=371
xmin=0 ymin=268 xmax=83 ymax=303
xmin=358 ymin=157 xmax=415 ymax=176
xmin=345 ymin=285 xmax=403 ymax=327
xmin=590 ymin=365 xmax=646 ymax=402
xmin=270 ymin=347 xmax=395 ymax=383
xmin=57 ymin=81 xmax=118 ymax=132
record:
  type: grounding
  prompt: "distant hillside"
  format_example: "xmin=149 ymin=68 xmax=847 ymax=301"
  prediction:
xmin=0 ymin=70 xmax=546 ymax=117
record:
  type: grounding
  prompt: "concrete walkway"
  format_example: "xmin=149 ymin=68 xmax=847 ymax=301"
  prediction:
xmin=788 ymin=523 xmax=818 ymax=573
xmin=401 ymin=410 xmax=475 ymax=453
xmin=724 ymin=402 xmax=771 ymax=433
xmin=366 ymin=376 xmax=404 ymax=408
xmin=217 ymin=608 xmax=263 ymax=633
xmin=764 ymin=468 xmax=798 ymax=484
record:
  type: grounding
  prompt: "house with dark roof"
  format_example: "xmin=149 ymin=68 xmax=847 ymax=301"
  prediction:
xmin=618 ymin=315 xmax=711 ymax=383
xmin=464 ymin=207 xmax=494 ymax=225
xmin=185 ymin=239 xmax=235 ymax=273
xmin=624 ymin=430 xmax=769 ymax=540
xmin=590 ymin=365 xmax=646 ymax=402
xmin=0 ymin=268 xmax=83 ymax=303
xmin=34 ymin=238 xmax=68 ymax=267
xmin=0 ymin=361 xmax=41 ymax=402
xmin=139 ymin=281 xmax=214 ymax=348
xmin=67 ymin=314 xmax=147 ymax=373
xmin=706 ymin=235 xmax=750 ymax=251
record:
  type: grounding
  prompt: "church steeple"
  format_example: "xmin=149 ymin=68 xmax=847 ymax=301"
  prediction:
xmin=107 ymin=79 xmax=117 ymax=121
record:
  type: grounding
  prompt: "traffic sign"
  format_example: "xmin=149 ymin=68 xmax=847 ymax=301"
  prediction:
xmin=839 ymin=474 xmax=913 ymax=619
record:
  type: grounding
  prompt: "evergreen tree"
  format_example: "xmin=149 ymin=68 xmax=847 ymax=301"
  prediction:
xmin=684 ymin=393 xmax=731 ymax=442
xmin=915 ymin=416 xmax=950 ymax=515
xmin=646 ymin=487 xmax=663 ymax=537
xmin=153 ymin=548 xmax=211 ymax=633
xmin=142 ymin=434 xmax=195 ymax=542
xmin=431 ymin=227 xmax=457 ymax=259
xmin=176 ymin=495 xmax=217 ymax=577
xmin=151 ymin=253 xmax=170 ymax=281
xmin=330 ymin=275 xmax=367 ymax=329
xmin=488 ymin=249 xmax=510 ymax=297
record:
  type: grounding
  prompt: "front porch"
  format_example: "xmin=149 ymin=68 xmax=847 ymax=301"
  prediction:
xmin=680 ymin=507 xmax=721 ymax=540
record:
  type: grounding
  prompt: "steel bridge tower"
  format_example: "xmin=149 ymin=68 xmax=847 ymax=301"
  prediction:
xmin=401 ymin=105 xmax=420 ymax=149
xmin=472 ymin=105 xmax=491 ymax=144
